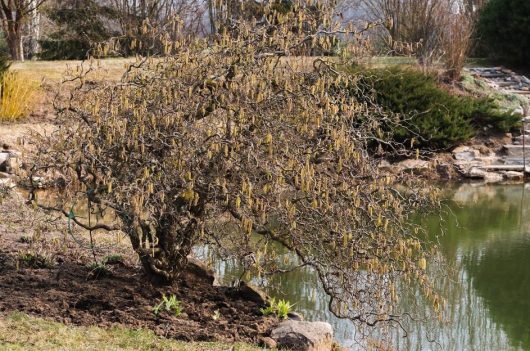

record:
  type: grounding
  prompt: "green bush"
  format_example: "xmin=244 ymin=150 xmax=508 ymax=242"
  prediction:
xmin=477 ymin=0 xmax=530 ymax=69
xmin=350 ymin=67 xmax=520 ymax=149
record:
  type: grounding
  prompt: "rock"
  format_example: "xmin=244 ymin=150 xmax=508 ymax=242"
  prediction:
xmin=504 ymin=171 xmax=524 ymax=180
xmin=475 ymin=145 xmax=491 ymax=155
xmin=271 ymin=320 xmax=333 ymax=351
xmin=186 ymin=256 xmax=217 ymax=285
xmin=0 ymin=152 xmax=8 ymax=172
xmin=466 ymin=167 xmax=486 ymax=179
xmin=5 ymin=154 xmax=20 ymax=174
xmin=238 ymin=281 xmax=269 ymax=305
xmin=503 ymin=145 xmax=530 ymax=157
xmin=474 ymin=156 xmax=501 ymax=166
xmin=483 ymin=172 xmax=504 ymax=183
xmin=259 ymin=337 xmax=278 ymax=349
xmin=0 ymin=172 xmax=12 ymax=179
xmin=0 ymin=178 xmax=15 ymax=188
xmin=436 ymin=163 xmax=453 ymax=179
xmin=287 ymin=312 xmax=304 ymax=321
xmin=395 ymin=159 xmax=430 ymax=172
xmin=377 ymin=159 xmax=391 ymax=170
xmin=452 ymin=146 xmax=480 ymax=161
xmin=452 ymin=145 xmax=470 ymax=154
xmin=30 ymin=176 xmax=46 ymax=188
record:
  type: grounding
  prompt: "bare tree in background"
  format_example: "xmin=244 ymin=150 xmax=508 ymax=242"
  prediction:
xmin=360 ymin=0 xmax=455 ymax=64
xmin=110 ymin=0 xmax=207 ymax=54
xmin=462 ymin=0 xmax=487 ymax=20
xmin=0 ymin=0 xmax=47 ymax=60
xmin=355 ymin=0 xmax=478 ymax=79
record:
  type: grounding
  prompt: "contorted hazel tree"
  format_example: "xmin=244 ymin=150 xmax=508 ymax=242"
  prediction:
xmin=31 ymin=1 xmax=441 ymax=328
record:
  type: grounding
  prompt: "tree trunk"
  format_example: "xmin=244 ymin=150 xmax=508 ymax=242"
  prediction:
xmin=6 ymin=30 xmax=23 ymax=61
xmin=124 ymin=218 xmax=198 ymax=285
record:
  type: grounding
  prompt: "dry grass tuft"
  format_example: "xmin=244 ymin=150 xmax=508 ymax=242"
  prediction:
xmin=0 ymin=71 xmax=38 ymax=122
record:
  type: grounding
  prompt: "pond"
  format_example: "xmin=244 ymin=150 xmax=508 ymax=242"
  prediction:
xmin=201 ymin=184 xmax=530 ymax=351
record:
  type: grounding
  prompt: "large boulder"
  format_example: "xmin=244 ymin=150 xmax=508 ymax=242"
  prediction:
xmin=467 ymin=167 xmax=487 ymax=179
xmin=271 ymin=320 xmax=334 ymax=351
xmin=238 ymin=281 xmax=269 ymax=305
xmin=185 ymin=256 xmax=218 ymax=285
xmin=452 ymin=146 xmax=480 ymax=161
xmin=504 ymin=171 xmax=524 ymax=181
xmin=483 ymin=172 xmax=504 ymax=183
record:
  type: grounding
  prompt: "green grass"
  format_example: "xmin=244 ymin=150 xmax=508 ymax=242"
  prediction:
xmin=0 ymin=312 xmax=268 ymax=351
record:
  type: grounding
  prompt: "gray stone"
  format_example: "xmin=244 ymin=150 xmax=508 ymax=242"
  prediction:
xmin=238 ymin=281 xmax=269 ymax=305
xmin=483 ymin=172 xmax=504 ymax=183
xmin=259 ymin=337 xmax=278 ymax=349
xmin=395 ymin=159 xmax=430 ymax=172
xmin=503 ymin=145 xmax=530 ymax=157
xmin=271 ymin=320 xmax=333 ymax=351
xmin=466 ymin=167 xmax=487 ymax=179
xmin=504 ymin=171 xmax=524 ymax=180
xmin=452 ymin=146 xmax=480 ymax=161
xmin=186 ymin=257 xmax=217 ymax=285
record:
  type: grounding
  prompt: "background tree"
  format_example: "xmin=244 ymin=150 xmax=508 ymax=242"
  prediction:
xmin=477 ymin=0 xmax=530 ymax=70
xmin=357 ymin=0 xmax=477 ymax=79
xmin=39 ymin=0 xmax=119 ymax=60
xmin=110 ymin=0 xmax=208 ymax=56
xmin=31 ymin=0 xmax=440 ymax=329
xmin=0 ymin=0 xmax=47 ymax=60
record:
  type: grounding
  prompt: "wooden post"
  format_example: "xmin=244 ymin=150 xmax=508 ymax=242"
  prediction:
xmin=524 ymin=105 xmax=530 ymax=175
xmin=523 ymin=118 xmax=526 ymax=174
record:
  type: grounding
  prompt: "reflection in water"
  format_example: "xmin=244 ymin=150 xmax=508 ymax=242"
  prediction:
xmin=201 ymin=184 xmax=530 ymax=350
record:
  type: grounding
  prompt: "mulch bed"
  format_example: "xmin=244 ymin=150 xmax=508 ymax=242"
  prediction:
xmin=0 ymin=243 xmax=277 ymax=344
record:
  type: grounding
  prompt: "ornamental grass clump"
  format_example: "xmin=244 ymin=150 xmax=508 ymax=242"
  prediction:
xmin=0 ymin=71 xmax=37 ymax=122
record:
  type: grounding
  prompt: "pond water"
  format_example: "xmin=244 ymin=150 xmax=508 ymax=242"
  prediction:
xmin=202 ymin=184 xmax=530 ymax=351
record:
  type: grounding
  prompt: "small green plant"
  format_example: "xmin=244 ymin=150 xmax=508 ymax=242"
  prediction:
xmin=275 ymin=299 xmax=294 ymax=320
xmin=260 ymin=298 xmax=294 ymax=320
xmin=86 ymin=262 xmax=111 ymax=278
xmin=153 ymin=294 xmax=182 ymax=317
xmin=102 ymin=254 xmax=125 ymax=265
xmin=18 ymin=250 xmax=54 ymax=268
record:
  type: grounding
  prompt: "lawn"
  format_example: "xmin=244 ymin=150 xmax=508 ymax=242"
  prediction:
xmin=9 ymin=58 xmax=136 ymax=83
xmin=0 ymin=313 xmax=267 ymax=351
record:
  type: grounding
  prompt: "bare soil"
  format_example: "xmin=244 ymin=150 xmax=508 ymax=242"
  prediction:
xmin=0 ymin=193 xmax=277 ymax=345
